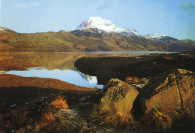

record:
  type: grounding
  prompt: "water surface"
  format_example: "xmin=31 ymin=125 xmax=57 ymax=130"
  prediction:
xmin=0 ymin=51 xmax=171 ymax=88
xmin=6 ymin=67 xmax=103 ymax=88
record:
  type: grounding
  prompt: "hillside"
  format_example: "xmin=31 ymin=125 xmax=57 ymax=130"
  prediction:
xmin=1 ymin=19 xmax=195 ymax=52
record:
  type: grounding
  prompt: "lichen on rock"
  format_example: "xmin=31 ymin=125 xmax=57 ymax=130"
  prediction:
xmin=98 ymin=78 xmax=139 ymax=126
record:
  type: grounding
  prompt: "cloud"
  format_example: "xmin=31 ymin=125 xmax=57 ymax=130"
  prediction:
xmin=180 ymin=1 xmax=195 ymax=9
xmin=15 ymin=1 xmax=40 ymax=8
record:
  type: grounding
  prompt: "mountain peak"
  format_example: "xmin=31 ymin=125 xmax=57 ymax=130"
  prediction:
xmin=77 ymin=17 xmax=139 ymax=35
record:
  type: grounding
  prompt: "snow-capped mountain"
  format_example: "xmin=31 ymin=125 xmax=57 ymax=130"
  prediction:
xmin=77 ymin=17 xmax=139 ymax=36
xmin=76 ymin=17 xmax=180 ymax=41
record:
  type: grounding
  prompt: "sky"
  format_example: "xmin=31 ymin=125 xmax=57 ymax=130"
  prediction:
xmin=0 ymin=0 xmax=195 ymax=40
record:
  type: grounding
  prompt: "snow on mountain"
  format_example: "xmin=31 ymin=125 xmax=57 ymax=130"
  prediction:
xmin=75 ymin=16 xmax=181 ymax=42
xmin=76 ymin=17 xmax=179 ymax=40
xmin=144 ymin=34 xmax=178 ymax=43
xmin=77 ymin=16 xmax=139 ymax=35
xmin=144 ymin=34 xmax=168 ymax=40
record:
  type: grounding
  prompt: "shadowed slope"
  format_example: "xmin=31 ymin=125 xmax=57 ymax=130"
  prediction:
xmin=75 ymin=53 xmax=195 ymax=84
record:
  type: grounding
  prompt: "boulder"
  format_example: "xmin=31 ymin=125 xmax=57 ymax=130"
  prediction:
xmin=98 ymin=79 xmax=139 ymax=125
xmin=134 ymin=69 xmax=195 ymax=128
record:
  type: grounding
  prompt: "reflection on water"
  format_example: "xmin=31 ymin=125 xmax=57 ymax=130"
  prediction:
xmin=0 ymin=51 xmax=172 ymax=88
xmin=0 ymin=51 xmax=173 ymax=70
xmin=6 ymin=67 xmax=103 ymax=89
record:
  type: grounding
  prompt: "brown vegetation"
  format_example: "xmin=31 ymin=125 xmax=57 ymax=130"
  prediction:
xmin=50 ymin=96 xmax=69 ymax=109
xmin=36 ymin=112 xmax=56 ymax=130
xmin=0 ymin=74 xmax=96 ymax=92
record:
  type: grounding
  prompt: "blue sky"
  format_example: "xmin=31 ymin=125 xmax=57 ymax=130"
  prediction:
xmin=1 ymin=0 xmax=195 ymax=40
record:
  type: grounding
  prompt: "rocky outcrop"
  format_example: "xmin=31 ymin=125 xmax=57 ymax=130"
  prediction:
xmin=97 ymin=68 xmax=195 ymax=130
xmin=98 ymin=79 xmax=139 ymax=125
xmin=134 ymin=69 xmax=195 ymax=128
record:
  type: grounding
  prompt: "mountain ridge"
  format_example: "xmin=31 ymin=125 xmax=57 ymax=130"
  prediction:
xmin=0 ymin=17 xmax=195 ymax=52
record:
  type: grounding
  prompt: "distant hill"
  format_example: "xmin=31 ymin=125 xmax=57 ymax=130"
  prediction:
xmin=0 ymin=27 xmax=16 ymax=33
xmin=0 ymin=17 xmax=195 ymax=52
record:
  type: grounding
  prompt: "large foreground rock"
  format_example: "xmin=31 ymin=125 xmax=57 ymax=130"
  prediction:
xmin=134 ymin=69 xmax=195 ymax=128
xmin=98 ymin=79 xmax=139 ymax=126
